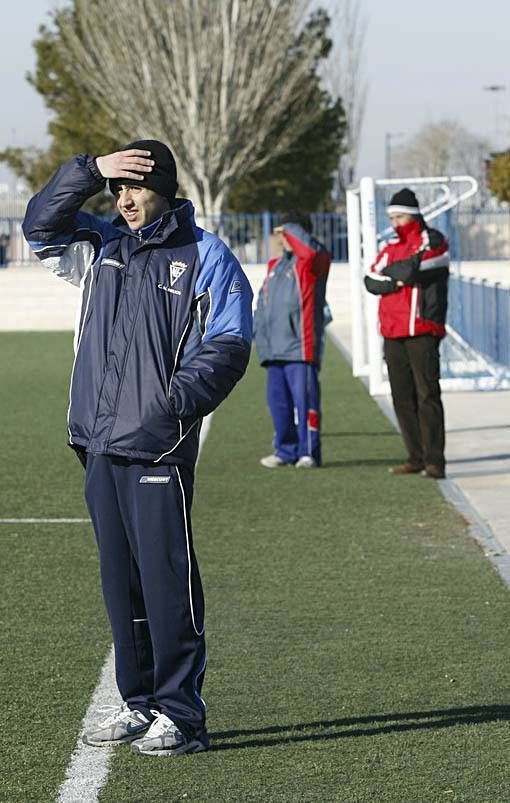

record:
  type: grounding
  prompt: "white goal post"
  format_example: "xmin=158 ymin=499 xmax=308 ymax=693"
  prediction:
xmin=347 ymin=175 xmax=478 ymax=396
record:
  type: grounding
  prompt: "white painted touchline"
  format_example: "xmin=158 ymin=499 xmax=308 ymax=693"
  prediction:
xmin=2 ymin=417 xmax=215 ymax=528
xmin=56 ymin=412 xmax=214 ymax=803
xmin=0 ymin=518 xmax=90 ymax=524
xmin=56 ymin=648 xmax=120 ymax=803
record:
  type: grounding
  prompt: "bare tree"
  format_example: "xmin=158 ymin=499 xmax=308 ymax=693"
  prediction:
xmin=58 ymin=0 xmax=329 ymax=215
xmin=321 ymin=0 xmax=367 ymax=199
xmin=393 ymin=120 xmax=490 ymax=193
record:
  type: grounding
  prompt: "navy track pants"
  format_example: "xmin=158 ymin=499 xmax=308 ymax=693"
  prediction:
xmin=84 ymin=454 xmax=206 ymax=739
xmin=266 ymin=362 xmax=321 ymax=465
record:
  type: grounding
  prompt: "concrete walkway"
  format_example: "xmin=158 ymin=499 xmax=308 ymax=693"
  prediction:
xmin=2 ymin=262 xmax=509 ymax=560
xmin=0 ymin=265 xmax=81 ymax=330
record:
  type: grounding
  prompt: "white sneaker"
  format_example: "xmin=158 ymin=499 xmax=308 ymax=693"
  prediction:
xmin=131 ymin=710 xmax=209 ymax=757
xmin=260 ymin=454 xmax=289 ymax=468
xmin=295 ymin=456 xmax=317 ymax=468
xmin=82 ymin=703 xmax=150 ymax=746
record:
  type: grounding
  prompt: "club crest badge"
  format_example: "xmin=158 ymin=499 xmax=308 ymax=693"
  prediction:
xmin=169 ymin=260 xmax=188 ymax=286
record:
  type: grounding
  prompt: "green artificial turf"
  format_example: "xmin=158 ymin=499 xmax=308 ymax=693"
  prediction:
xmin=1 ymin=333 xmax=509 ymax=803
xmin=101 ymin=340 xmax=510 ymax=803
xmin=0 ymin=333 xmax=110 ymax=803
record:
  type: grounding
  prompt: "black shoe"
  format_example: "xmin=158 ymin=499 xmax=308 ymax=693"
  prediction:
xmin=421 ymin=464 xmax=445 ymax=479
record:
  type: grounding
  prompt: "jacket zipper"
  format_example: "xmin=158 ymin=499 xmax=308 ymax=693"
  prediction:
xmin=103 ymin=214 xmax=176 ymax=445
xmin=134 ymin=213 xmax=167 ymax=249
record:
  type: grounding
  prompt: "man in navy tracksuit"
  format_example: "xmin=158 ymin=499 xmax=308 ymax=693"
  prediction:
xmin=254 ymin=217 xmax=331 ymax=468
xmin=23 ymin=140 xmax=253 ymax=756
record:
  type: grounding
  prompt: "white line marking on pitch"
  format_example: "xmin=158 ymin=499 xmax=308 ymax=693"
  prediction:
xmin=56 ymin=413 xmax=214 ymax=803
xmin=56 ymin=648 xmax=120 ymax=803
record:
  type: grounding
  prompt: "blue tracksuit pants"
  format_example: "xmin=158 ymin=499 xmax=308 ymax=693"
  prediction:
xmin=266 ymin=362 xmax=321 ymax=465
xmin=84 ymin=454 xmax=206 ymax=740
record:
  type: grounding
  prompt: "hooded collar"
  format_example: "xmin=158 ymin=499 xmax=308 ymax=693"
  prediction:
xmin=113 ymin=198 xmax=195 ymax=244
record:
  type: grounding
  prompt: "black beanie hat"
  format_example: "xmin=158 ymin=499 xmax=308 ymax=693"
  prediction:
xmin=109 ymin=139 xmax=178 ymax=201
xmin=386 ymin=188 xmax=420 ymax=215
xmin=280 ymin=210 xmax=313 ymax=233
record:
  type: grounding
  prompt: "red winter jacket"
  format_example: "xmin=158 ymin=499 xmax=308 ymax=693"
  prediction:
xmin=364 ymin=218 xmax=449 ymax=339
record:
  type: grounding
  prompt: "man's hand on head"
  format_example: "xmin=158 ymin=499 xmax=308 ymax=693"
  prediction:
xmin=95 ymin=149 xmax=154 ymax=180
xmin=272 ymin=226 xmax=287 ymax=253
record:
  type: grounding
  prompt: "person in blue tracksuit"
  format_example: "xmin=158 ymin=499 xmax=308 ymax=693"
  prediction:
xmin=254 ymin=215 xmax=331 ymax=468
xmin=23 ymin=140 xmax=253 ymax=757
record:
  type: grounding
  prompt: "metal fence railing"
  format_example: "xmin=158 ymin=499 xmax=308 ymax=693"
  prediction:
xmin=0 ymin=218 xmax=33 ymax=266
xmin=0 ymin=211 xmax=348 ymax=267
xmin=448 ymin=275 xmax=510 ymax=368
xmin=2 ymin=209 xmax=510 ymax=373
xmin=447 ymin=207 xmax=510 ymax=261
xmin=188 ymin=211 xmax=349 ymax=263
xmin=3 ymin=199 xmax=510 ymax=265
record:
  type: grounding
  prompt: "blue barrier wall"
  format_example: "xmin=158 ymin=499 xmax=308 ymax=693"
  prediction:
xmin=448 ymin=276 xmax=510 ymax=368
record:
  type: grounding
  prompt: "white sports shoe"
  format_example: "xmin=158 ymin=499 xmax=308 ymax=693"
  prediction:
xmin=131 ymin=710 xmax=208 ymax=757
xmin=82 ymin=703 xmax=150 ymax=746
xmin=260 ymin=454 xmax=289 ymax=468
xmin=295 ymin=456 xmax=317 ymax=468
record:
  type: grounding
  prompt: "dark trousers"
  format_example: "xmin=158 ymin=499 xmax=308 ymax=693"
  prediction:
xmin=384 ymin=335 xmax=445 ymax=468
xmin=266 ymin=362 xmax=321 ymax=464
xmin=84 ymin=454 xmax=206 ymax=739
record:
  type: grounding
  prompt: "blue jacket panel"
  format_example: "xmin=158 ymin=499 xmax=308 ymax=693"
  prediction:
xmin=254 ymin=224 xmax=330 ymax=366
xmin=23 ymin=154 xmax=253 ymax=466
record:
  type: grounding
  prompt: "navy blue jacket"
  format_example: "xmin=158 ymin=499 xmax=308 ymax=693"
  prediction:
xmin=23 ymin=155 xmax=253 ymax=467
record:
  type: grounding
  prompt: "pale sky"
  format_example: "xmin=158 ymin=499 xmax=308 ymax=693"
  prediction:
xmin=1 ymin=0 xmax=509 ymax=190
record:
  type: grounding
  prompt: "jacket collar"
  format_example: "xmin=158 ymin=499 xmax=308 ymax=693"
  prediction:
xmin=394 ymin=217 xmax=422 ymax=243
xmin=113 ymin=198 xmax=195 ymax=244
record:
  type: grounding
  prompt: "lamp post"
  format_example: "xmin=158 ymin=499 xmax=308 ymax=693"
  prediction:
xmin=385 ymin=132 xmax=405 ymax=179
xmin=483 ymin=85 xmax=506 ymax=150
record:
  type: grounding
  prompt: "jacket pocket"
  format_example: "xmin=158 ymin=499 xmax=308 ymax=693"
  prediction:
xmin=420 ymin=282 xmax=447 ymax=323
xmin=289 ymin=311 xmax=299 ymax=338
xmin=100 ymin=257 xmax=126 ymax=270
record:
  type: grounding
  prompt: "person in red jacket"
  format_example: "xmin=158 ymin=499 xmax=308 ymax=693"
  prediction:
xmin=364 ymin=188 xmax=449 ymax=479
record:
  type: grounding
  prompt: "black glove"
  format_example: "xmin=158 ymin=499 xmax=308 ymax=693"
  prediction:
xmin=382 ymin=253 xmax=421 ymax=284
xmin=364 ymin=274 xmax=398 ymax=295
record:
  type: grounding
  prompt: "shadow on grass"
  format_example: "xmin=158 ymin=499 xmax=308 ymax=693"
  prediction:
xmin=210 ymin=705 xmax=510 ymax=751
xmin=323 ymin=458 xmax=403 ymax=468
xmin=322 ymin=431 xmax=398 ymax=438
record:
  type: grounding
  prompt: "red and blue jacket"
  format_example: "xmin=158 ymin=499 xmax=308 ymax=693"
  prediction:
xmin=23 ymin=154 xmax=253 ymax=467
xmin=254 ymin=224 xmax=331 ymax=365
xmin=364 ymin=217 xmax=449 ymax=339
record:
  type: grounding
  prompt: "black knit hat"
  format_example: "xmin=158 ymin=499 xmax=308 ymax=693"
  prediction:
xmin=387 ymin=188 xmax=420 ymax=215
xmin=279 ymin=210 xmax=313 ymax=233
xmin=109 ymin=139 xmax=178 ymax=201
